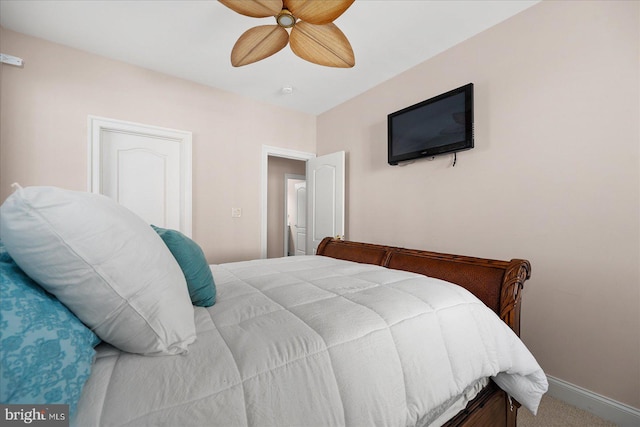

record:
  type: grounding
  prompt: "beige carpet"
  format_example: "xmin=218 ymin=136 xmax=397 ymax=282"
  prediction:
xmin=518 ymin=395 xmax=616 ymax=426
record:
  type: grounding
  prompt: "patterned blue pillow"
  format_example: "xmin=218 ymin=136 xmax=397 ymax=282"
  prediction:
xmin=0 ymin=241 xmax=100 ymax=418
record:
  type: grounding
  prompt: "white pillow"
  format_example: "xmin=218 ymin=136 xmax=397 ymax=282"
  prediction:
xmin=0 ymin=185 xmax=196 ymax=356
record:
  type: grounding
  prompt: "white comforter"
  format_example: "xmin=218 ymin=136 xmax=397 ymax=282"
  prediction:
xmin=76 ymin=255 xmax=547 ymax=427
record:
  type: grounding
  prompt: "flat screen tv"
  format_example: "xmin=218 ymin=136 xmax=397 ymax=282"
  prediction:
xmin=388 ymin=83 xmax=473 ymax=165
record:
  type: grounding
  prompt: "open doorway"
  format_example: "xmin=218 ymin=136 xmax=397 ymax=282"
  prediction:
xmin=266 ymin=156 xmax=305 ymax=258
xmin=260 ymin=145 xmax=316 ymax=259
xmin=284 ymin=174 xmax=306 ymax=257
xmin=260 ymin=145 xmax=345 ymax=259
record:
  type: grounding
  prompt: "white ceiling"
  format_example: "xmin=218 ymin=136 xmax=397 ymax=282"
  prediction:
xmin=0 ymin=0 xmax=539 ymax=115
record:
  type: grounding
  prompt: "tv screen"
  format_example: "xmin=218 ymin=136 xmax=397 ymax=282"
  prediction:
xmin=388 ymin=83 xmax=473 ymax=165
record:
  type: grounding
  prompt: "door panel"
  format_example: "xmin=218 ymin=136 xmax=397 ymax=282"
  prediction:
xmin=116 ymin=148 xmax=167 ymax=226
xmin=312 ymin=166 xmax=336 ymax=240
xmin=101 ymin=135 xmax=180 ymax=228
xmin=306 ymin=151 xmax=345 ymax=254
xmin=295 ymin=183 xmax=307 ymax=255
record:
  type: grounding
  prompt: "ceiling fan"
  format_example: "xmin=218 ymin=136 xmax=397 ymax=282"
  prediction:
xmin=219 ymin=0 xmax=355 ymax=68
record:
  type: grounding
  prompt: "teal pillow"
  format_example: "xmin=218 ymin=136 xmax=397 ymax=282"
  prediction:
xmin=0 ymin=241 xmax=100 ymax=418
xmin=151 ymin=226 xmax=216 ymax=307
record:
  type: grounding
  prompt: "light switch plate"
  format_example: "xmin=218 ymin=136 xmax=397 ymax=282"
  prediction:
xmin=231 ymin=207 xmax=242 ymax=218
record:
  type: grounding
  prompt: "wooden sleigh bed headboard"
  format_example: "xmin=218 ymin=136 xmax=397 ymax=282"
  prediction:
xmin=316 ymin=237 xmax=531 ymax=336
xmin=316 ymin=237 xmax=532 ymax=427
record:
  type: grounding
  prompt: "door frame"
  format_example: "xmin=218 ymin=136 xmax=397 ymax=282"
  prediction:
xmin=261 ymin=145 xmax=315 ymax=259
xmin=88 ymin=115 xmax=193 ymax=236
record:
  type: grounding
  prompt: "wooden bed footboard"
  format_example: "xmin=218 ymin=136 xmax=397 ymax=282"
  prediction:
xmin=316 ymin=237 xmax=531 ymax=336
xmin=316 ymin=237 xmax=531 ymax=427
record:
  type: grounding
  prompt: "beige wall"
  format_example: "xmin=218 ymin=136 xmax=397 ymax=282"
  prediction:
xmin=317 ymin=0 xmax=639 ymax=408
xmin=0 ymin=27 xmax=316 ymax=263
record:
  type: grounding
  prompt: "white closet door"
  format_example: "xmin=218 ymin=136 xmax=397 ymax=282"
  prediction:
xmin=89 ymin=116 xmax=192 ymax=236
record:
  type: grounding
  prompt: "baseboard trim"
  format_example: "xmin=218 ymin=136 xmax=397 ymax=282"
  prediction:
xmin=547 ymin=376 xmax=640 ymax=427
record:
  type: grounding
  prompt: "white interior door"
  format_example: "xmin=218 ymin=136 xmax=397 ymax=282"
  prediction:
xmin=306 ymin=151 xmax=345 ymax=254
xmin=89 ymin=116 xmax=192 ymax=236
xmin=294 ymin=182 xmax=307 ymax=256
xmin=283 ymin=174 xmax=305 ymax=257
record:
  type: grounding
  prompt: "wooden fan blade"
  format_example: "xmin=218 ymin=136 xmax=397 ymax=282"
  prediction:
xmin=284 ymin=0 xmax=354 ymax=25
xmin=219 ymin=0 xmax=283 ymax=18
xmin=231 ymin=25 xmax=289 ymax=67
xmin=289 ymin=21 xmax=354 ymax=68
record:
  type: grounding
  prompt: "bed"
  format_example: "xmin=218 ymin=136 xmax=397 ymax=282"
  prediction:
xmin=315 ymin=237 xmax=539 ymax=427
xmin=0 ymin=186 xmax=547 ymax=427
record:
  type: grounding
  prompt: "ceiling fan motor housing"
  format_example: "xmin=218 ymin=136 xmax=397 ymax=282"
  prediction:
xmin=276 ymin=9 xmax=296 ymax=28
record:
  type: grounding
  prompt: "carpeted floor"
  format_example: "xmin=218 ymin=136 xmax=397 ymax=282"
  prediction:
xmin=518 ymin=395 xmax=616 ymax=426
